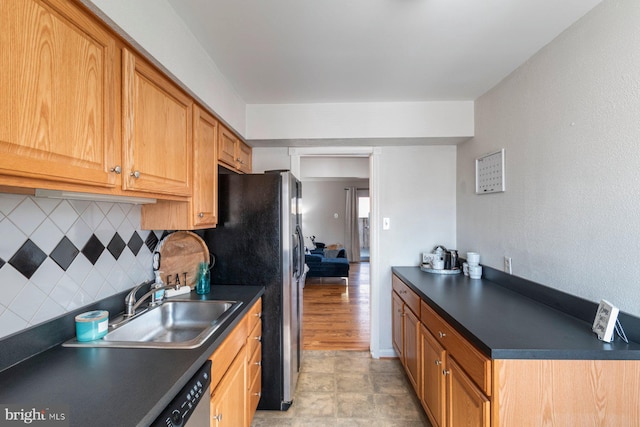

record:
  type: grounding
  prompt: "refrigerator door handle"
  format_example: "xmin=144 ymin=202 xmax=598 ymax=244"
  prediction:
xmin=294 ymin=225 xmax=304 ymax=280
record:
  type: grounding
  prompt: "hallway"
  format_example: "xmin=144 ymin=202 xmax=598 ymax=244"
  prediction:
xmin=302 ymin=262 xmax=370 ymax=351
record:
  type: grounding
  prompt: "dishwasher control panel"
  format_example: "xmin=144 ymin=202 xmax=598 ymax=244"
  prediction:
xmin=152 ymin=360 xmax=211 ymax=427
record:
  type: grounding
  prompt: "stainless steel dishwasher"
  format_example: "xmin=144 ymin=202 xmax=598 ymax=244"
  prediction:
xmin=151 ymin=360 xmax=211 ymax=427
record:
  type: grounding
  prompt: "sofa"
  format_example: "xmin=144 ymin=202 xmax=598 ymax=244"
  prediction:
xmin=305 ymin=249 xmax=350 ymax=285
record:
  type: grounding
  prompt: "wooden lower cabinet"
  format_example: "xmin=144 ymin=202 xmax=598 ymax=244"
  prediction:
xmin=493 ymin=359 xmax=640 ymax=426
xmin=210 ymin=350 xmax=246 ymax=426
xmin=392 ymin=292 xmax=404 ymax=360
xmin=208 ymin=298 xmax=262 ymax=427
xmin=447 ymin=358 xmax=490 ymax=427
xmin=392 ymin=275 xmax=421 ymax=394
xmin=420 ymin=325 xmax=446 ymax=427
xmin=393 ymin=273 xmax=491 ymax=427
xmin=404 ymin=307 xmax=420 ymax=390
xmin=394 ymin=273 xmax=640 ymax=427
xmin=392 ymin=289 xmax=420 ymax=392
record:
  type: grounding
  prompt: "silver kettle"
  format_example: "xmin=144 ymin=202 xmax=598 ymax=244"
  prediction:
xmin=449 ymin=250 xmax=458 ymax=269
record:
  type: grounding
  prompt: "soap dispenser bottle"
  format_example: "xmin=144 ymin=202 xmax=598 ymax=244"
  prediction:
xmin=152 ymin=270 xmax=165 ymax=302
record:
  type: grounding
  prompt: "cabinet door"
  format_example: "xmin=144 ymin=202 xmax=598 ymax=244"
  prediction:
xmin=122 ymin=48 xmax=192 ymax=196
xmin=446 ymin=358 xmax=490 ymax=427
xmin=421 ymin=325 xmax=446 ymax=427
xmin=0 ymin=0 xmax=118 ymax=188
xmin=218 ymin=126 xmax=237 ymax=168
xmin=404 ymin=307 xmax=420 ymax=392
xmin=192 ymin=105 xmax=218 ymax=227
xmin=211 ymin=349 xmax=246 ymax=427
xmin=392 ymin=292 xmax=404 ymax=360
xmin=236 ymin=141 xmax=252 ymax=173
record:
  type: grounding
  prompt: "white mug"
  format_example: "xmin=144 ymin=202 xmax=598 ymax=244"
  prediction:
xmin=466 ymin=252 xmax=480 ymax=266
xmin=462 ymin=262 xmax=469 ymax=276
xmin=469 ymin=265 xmax=482 ymax=279
xmin=432 ymin=258 xmax=445 ymax=270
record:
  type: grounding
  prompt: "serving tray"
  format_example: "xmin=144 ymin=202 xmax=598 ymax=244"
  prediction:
xmin=420 ymin=264 xmax=462 ymax=275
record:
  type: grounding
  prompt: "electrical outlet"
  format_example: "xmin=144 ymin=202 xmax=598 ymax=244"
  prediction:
xmin=504 ymin=256 xmax=512 ymax=274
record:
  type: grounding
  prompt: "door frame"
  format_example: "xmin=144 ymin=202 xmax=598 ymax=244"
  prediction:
xmin=288 ymin=146 xmax=382 ymax=357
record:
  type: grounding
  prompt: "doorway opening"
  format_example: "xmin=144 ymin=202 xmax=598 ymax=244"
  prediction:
xmin=291 ymin=149 xmax=375 ymax=352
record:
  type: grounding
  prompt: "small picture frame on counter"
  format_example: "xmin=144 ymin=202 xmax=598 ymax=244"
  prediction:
xmin=592 ymin=299 xmax=618 ymax=342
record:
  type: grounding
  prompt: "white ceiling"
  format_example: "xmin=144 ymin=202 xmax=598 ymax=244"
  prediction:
xmin=166 ymin=0 xmax=602 ymax=105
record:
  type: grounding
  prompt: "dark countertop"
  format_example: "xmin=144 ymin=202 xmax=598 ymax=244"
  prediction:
xmin=392 ymin=267 xmax=640 ymax=360
xmin=0 ymin=285 xmax=264 ymax=427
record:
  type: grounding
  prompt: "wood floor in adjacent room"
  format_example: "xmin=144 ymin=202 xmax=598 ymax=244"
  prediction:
xmin=302 ymin=262 xmax=370 ymax=351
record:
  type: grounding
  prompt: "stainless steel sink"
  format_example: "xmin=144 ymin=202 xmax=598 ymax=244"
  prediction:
xmin=64 ymin=300 xmax=242 ymax=349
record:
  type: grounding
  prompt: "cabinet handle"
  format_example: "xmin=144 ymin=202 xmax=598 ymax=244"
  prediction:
xmin=212 ymin=413 xmax=223 ymax=421
xmin=253 ymin=392 xmax=262 ymax=397
xmin=438 ymin=331 xmax=446 ymax=338
xmin=254 ymin=361 xmax=262 ymax=366
xmin=254 ymin=336 xmax=262 ymax=342
xmin=255 ymin=312 xmax=262 ymax=318
xmin=110 ymin=165 xmax=122 ymax=174
xmin=198 ymin=212 xmax=204 ymax=218
xmin=443 ymin=369 xmax=450 ymax=376
xmin=130 ymin=170 xmax=141 ymax=179
xmin=434 ymin=360 xmax=441 ymax=366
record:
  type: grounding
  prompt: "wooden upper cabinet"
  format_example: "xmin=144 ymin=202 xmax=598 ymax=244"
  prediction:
xmin=237 ymin=140 xmax=252 ymax=174
xmin=218 ymin=125 xmax=251 ymax=173
xmin=218 ymin=126 xmax=237 ymax=168
xmin=122 ymin=48 xmax=192 ymax=196
xmin=192 ymin=105 xmax=218 ymax=227
xmin=140 ymin=104 xmax=218 ymax=230
xmin=0 ymin=0 xmax=119 ymax=188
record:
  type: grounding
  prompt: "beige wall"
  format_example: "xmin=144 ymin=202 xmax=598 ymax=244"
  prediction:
xmin=457 ymin=0 xmax=640 ymax=316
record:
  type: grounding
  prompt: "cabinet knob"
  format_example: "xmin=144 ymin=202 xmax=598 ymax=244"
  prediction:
xmin=253 ymin=392 xmax=262 ymax=397
xmin=212 ymin=413 xmax=223 ymax=421
xmin=443 ymin=369 xmax=450 ymax=376
xmin=254 ymin=361 xmax=262 ymax=366
xmin=110 ymin=165 xmax=122 ymax=174
xmin=130 ymin=170 xmax=141 ymax=179
xmin=198 ymin=212 xmax=204 ymax=218
xmin=434 ymin=360 xmax=441 ymax=366
xmin=254 ymin=336 xmax=262 ymax=342
xmin=255 ymin=312 xmax=262 ymax=318
xmin=438 ymin=331 xmax=446 ymax=338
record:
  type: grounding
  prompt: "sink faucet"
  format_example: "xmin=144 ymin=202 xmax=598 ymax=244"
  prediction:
xmin=124 ymin=281 xmax=180 ymax=318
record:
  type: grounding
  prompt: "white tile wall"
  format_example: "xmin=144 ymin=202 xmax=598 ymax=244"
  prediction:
xmin=0 ymin=194 xmax=163 ymax=339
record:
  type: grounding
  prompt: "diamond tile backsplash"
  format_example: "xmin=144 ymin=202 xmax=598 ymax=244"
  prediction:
xmin=0 ymin=193 xmax=167 ymax=339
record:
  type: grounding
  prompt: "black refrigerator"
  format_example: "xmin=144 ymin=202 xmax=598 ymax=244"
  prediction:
xmin=203 ymin=170 xmax=304 ymax=410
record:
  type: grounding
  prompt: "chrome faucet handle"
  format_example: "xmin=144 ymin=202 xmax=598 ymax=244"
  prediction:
xmin=125 ymin=284 xmax=181 ymax=318
xmin=124 ymin=280 xmax=154 ymax=317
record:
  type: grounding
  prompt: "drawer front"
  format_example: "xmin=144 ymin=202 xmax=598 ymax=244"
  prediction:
xmin=208 ymin=314 xmax=248 ymax=392
xmin=248 ymin=342 xmax=262 ymax=384
xmin=247 ymin=299 xmax=262 ymax=334
xmin=248 ymin=318 xmax=262 ymax=357
xmin=392 ymin=275 xmax=420 ymax=315
xmin=248 ymin=366 xmax=262 ymax=415
xmin=421 ymin=300 xmax=492 ymax=396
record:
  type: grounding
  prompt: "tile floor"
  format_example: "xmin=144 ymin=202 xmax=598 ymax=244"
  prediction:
xmin=251 ymin=350 xmax=431 ymax=427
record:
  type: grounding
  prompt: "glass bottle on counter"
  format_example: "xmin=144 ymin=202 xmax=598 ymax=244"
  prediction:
xmin=196 ymin=262 xmax=210 ymax=295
